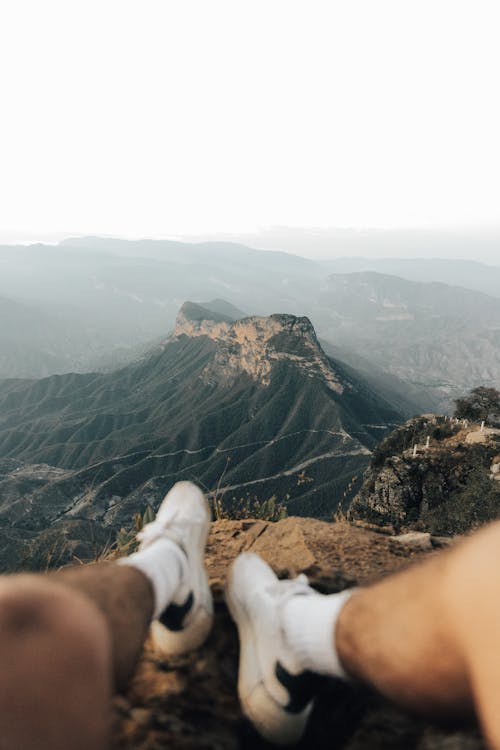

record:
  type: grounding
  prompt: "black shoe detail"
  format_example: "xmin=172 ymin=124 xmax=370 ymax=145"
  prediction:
xmin=276 ymin=661 xmax=324 ymax=714
xmin=160 ymin=591 xmax=194 ymax=631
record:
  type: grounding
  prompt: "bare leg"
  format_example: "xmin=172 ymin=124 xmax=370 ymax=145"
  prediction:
xmin=0 ymin=555 xmax=168 ymax=750
xmin=336 ymin=520 xmax=500 ymax=748
xmin=0 ymin=481 xmax=212 ymax=750
xmin=50 ymin=562 xmax=154 ymax=690
xmin=0 ymin=576 xmax=111 ymax=750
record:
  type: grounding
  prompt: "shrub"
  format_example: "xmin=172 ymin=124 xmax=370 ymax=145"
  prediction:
xmin=421 ymin=467 xmax=500 ymax=535
xmin=431 ymin=423 xmax=455 ymax=441
xmin=454 ymin=386 xmax=500 ymax=424
xmin=113 ymin=504 xmax=155 ymax=557
xmin=211 ymin=493 xmax=288 ymax=521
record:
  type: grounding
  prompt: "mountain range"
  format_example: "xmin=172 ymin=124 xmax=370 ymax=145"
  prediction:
xmin=0 ymin=304 xmax=401 ymax=570
xmin=1 ymin=236 xmax=498 ymax=412
xmin=318 ymin=271 xmax=500 ymax=408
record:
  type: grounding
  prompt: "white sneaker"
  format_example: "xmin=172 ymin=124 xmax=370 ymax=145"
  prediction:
xmin=225 ymin=552 xmax=323 ymax=746
xmin=137 ymin=481 xmax=213 ymax=656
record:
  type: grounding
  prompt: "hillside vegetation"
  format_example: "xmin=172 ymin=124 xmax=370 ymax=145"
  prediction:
xmin=350 ymin=415 xmax=500 ymax=534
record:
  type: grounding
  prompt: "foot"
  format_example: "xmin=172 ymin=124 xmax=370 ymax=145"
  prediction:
xmin=138 ymin=481 xmax=213 ymax=656
xmin=225 ymin=552 xmax=324 ymax=746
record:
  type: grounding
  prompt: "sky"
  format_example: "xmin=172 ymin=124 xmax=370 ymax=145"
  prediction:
xmin=0 ymin=0 xmax=499 ymax=253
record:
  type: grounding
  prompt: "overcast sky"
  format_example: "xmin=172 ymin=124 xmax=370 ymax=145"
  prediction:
xmin=1 ymin=0 xmax=499 ymax=252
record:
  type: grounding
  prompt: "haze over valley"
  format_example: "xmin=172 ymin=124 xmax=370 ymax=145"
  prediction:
xmin=1 ymin=236 xmax=499 ymax=411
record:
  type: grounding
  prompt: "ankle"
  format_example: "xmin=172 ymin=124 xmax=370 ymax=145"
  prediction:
xmin=281 ymin=589 xmax=354 ymax=679
xmin=119 ymin=538 xmax=188 ymax=618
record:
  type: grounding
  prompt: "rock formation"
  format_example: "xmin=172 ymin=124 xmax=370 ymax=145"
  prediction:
xmin=174 ymin=303 xmax=344 ymax=392
xmin=350 ymin=415 xmax=500 ymax=534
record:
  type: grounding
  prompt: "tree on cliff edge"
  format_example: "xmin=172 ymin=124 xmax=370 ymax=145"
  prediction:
xmin=454 ymin=386 xmax=500 ymax=424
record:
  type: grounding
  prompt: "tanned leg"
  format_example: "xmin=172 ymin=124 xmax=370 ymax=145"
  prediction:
xmin=336 ymin=520 xmax=500 ymax=748
xmin=0 ymin=562 xmax=153 ymax=750
xmin=50 ymin=562 xmax=154 ymax=690
xmin=0 ymin=481 xmax=212 ymax=750
xmin=0 ymin=576 xmax=111 ymax=750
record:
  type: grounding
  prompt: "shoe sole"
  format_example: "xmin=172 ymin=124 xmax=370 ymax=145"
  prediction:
xmin=150 ymin=589 xmax=213 ymax=655
xmin=226 ymin=563 xmax=310 ymax=746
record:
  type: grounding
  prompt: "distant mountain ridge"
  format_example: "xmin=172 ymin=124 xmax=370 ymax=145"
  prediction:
xmin=1 ymin=236 xmax=498 ymax=413
xmin=0 ymin=296 xmax=118 ymax=379
xmin=318 ymin=272 xmax=500 ymax=410
xmin=317 ymin=255 xmax=500 ymax=300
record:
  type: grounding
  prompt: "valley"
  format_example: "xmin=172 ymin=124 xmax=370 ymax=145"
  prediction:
xmin=0 ymin=304 xmax=401 ymax=570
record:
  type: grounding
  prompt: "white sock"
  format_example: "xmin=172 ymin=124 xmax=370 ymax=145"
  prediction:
xmin=118 ymin=538 xmax=188 ymax=619
xmin=281 ymin=589 xmax=354 ymax=679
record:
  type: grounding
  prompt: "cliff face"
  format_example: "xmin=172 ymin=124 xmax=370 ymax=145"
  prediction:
xmin=350 ymin=415 xmax=500 ymax=534
xmin=112 ymin=517 xmax=485 ymax=750
xmin=174 ymin=304 xmax=344 ymax=393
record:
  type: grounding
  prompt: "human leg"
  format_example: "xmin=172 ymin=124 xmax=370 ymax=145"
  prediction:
xmin=50 ymin=481 xmax=213 ymax=690
xmin=0 ymin=576 xmax=111 ymax=750
xmin=49 ymin=560 xmax=154 ymax=690
xmin=336 ymin=520 xmax=500 ymax=748
xmin=226 ymin=521 xmax=500 ymax=747
xmin=0 ymin=481 xmax=213 ymax=750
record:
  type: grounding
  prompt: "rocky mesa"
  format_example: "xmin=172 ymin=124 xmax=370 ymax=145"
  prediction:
xmin=174 ymin=302 xmax=344 ymax=392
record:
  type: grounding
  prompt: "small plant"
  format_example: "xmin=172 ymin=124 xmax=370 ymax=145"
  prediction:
xmin=332 ymin=506 xmax=350 ymax=525
xmin=112 ymin=505 xmax=155 ymax=558
xmin=431 ymin=423 xmax=455 ymax=441
xmin=211 ymin=457 xmax=231 ymax=521
xmin=211 ymin=493 xmax=288 ymax=521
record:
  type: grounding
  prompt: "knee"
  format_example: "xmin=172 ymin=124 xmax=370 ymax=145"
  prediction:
xmin=0 ymin=579 xmax=111 ymax=749
xmin=0 ymin=580 xmax=67 ymax=634
xmin=0 ymin=577 xmax=110 ymax=670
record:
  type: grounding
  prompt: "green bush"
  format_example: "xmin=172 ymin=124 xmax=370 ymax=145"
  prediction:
xmin=431 ymin=423 xmax=455 ymax=441
xmin=454 ymin=386 xmax=500 ymax=424
xmin=421 ymin=467 xmax=500 ymax=535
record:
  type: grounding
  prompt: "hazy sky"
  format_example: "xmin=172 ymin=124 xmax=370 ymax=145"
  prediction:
xmin=1 ymin=0 xmax=499 ymax=245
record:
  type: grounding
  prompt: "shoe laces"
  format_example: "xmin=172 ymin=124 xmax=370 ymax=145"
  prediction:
xmin=137 ymin=515 xmax=185 ymax=547
xmin=137 ymin=513 xmax=204 ymax=548
xmin=265 ymin=573 xmax=313 ymax=607
xmin=137 ymin=520 xmax=166 ymax=546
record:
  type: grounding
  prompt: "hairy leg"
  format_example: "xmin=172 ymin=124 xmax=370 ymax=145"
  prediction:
xmin=336 ymin=520 xmax=500 ymax=747
xmin=0 ymin=482 xmax=211 ymax=749
xmin=49 ymin=561 xmax=154 ymax=690
xmin=48 ymin=482 xmax=212 ymax=690
xmin=0 ymin=576 xmax=111 ymax=750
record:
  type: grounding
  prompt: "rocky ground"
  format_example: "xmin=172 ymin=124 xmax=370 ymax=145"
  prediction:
xmin=111 ymin=517 xmax=485 ymax=750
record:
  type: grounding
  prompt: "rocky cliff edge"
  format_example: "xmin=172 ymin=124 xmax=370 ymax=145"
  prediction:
xmin=112 ymin=517 xmax=484 ymax=750
xmin=350 ymin=415 xmax=500 ymax=535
